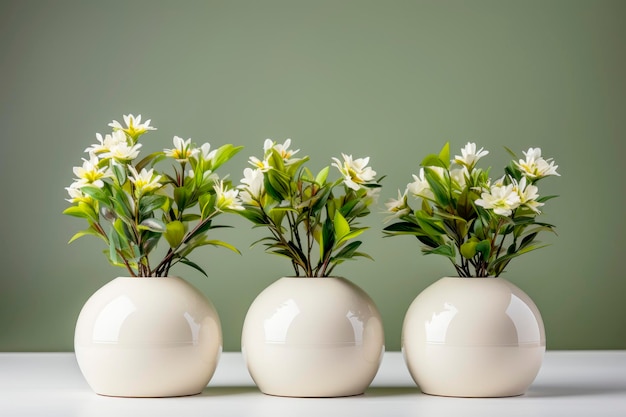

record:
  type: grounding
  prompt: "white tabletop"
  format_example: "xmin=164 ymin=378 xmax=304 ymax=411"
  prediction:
xmin=1 ymin=351 xmax=625 ymax=417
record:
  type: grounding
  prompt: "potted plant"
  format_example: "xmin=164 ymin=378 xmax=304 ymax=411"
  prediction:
xmin=64 ymin=114 xmax=243 ymax=397
xmin=384 ymin=142 xmax=560 ymax=397
xmin=236 ymin=139 xmax=385 ymax=397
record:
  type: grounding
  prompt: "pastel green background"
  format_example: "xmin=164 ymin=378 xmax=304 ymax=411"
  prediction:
xmin=1 ymin=0 xmax=624 ymax=352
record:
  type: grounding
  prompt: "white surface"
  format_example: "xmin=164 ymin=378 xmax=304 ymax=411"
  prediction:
xmin=1 ymin=351 xmax=625 ymax=417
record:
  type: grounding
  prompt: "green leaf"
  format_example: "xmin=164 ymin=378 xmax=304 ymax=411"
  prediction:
xmin=195 ymin=239 xmax=241 ymax=254
xmin=135 ymin=151 xmax=165 ymax=172
xmin=238 ymin=208 xmax=269 ymax=225
xmin=63 ymin=203 xmax=98 ymax=222
xmin=111 ymin=163 xmax=127 ymax=186
xmin=332 ymin=240 xmax=362 ymax=260
xmin=138 ymin=218 xmax=166 ymax=233
xmin=490 ymin=243 xmax=550 ymax=276
xmin=423 ymin=243 xmax=455 ymax=259
xmin=415 ymin=211 xmax=446 ymax=236
xmin=266 ymin=168 xmax=291 ymax=201
xmin=107 ymin=225 xmax=122 ymax=264
xmin=199 ymin=193 xmax=216 ymax=219
xmin=174 ymin=187 xmax=189 ymax=210
xmin=337 ymin=227 xmax=368 ymax=246
xmin=81 ymin=186 xmax=110 ymax=205
xmin=68 ymin=227 xmax=102 ymax=244
xmin=460 ymin=240 xmax=477 ymax=259
xmin=178 ymin=258 xmax=209 ymax=278
xmin=321 ymin=216 xmax=335 ymax=261
xmin=333 ymin=210 xmax=350 ymax=241
xmin=438 ymin=142 xmax=450 ymax=168
xmin=209 ymin=145 xmax=243 ymax=171
xmin=315 ymin=166 xmax=330 ymax=185
xmin=164 ymin=220 xmax=185 ymax=248
xmin=475 ymin=239 xmax=491 ymax=260
xmin=139 ymin=195 xmax=168 ymax=216
xmin=424 ymin=167 xmax=450 ymax=207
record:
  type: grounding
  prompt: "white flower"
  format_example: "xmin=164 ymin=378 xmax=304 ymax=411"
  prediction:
xmin=453 ymin=142 xmax=489 ymax=168
xmin=450 ymin=167 xmax=469 ymax=190
xmin=85 ymin=131 xmax=127 ymax=155
xmin=513 ymin=176 xmax=543 ymax=213
xmin=331 ymin=153 xmax=377 ymax=191
xmin=214 ymin=180 xmax=244 ymax=211
xmin=239 ymin=167 xmax=265 ymax=204
xmin=262 ymin=138 xmax=301 ymax=164
xmin=108 ymin=114 xmax=156 ymax=139
xmin=128 ymin=166 xmax=162 ymax=195
xmin=164 ymin=136 xmax=198 ymax=162
xmin=385 ymin=188 xmax=410 ymax=220
xmin=364 ymin=187 xmax=381 ymax=205
xmin=72 ymin=156 xmax=111 ymax=188
xmin=475 ymin=184 xmax=521 ymax=216
xmin=65 ymin=182 xmax=91 ymax=203
xmin=514 ymin=147 xmax=560 ymax=179
xmin=249 ymin=156 xmax=271 ymax=172
xmin=102 ymin=136 xmax=142 ymax=162
xmin=407 ymin=168 xmax=434 ymax=201
xmin=198 ymin=143 xmax=217 ymax=162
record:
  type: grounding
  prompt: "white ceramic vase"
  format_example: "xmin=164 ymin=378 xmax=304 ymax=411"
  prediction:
xmin=402 ymin=277 xmax=545 ymax=398
xmin=241 ymin=277 xmax=385 ymax=397
xmin=74 ymin=276 xmax=222 ymax=397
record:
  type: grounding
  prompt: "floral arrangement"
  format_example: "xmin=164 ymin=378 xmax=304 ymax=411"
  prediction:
xmin=236 ymin=139 xmax=383 ymax=277
xmin=64 ymin=114 xmax=243 ymax=277
xmin=384 ymin=142 xmax=560 ymax=277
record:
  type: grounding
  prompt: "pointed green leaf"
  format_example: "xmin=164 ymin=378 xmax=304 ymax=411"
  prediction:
xmin=138 ymin=218 xmax=166 ymax=233
xmin=164 ymin=220 xmax=185 ymax=248
xmin=333 ymin=210 xmax=350 ymax=241
xmin=81 ymin=186 xmax=110 ymax=205
xmin=112 ymin=163 xmax=127 ymax=186
xmin=178 ymin=258 xmax=209 ymax=277
xmin=438 ymin=142 xmax=450 ymax=168
xmin=315 ymin=166 xmax=330 ymax=185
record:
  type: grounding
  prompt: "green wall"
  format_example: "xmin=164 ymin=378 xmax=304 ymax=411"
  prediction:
xmin=1 ymin=0 xmax=624 ymax=352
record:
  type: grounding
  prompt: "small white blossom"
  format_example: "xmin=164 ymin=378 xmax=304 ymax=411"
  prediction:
xmin=249 ymin=156 xmax=271 ymax=172
xmin=385 ymin=188 xmax=410 ymax=221
xmin=453 ymin=142 xmax=489 ymax=168
xmin=85 ymin=131 xmax=127 ymax=155
xmin=475 ymin=184 xmax=521 ymax=216
xmin=164 ymin=136 xmax=198 ymax=162
xmin=65 ymin=182 xmax=91 ymax=203
xmin=262 ymin=138 xmax=301 ymax=164
xmin=450 ymin=167 xmax=469 ymax=190
xmin=239 ymin=167 xmax=265 ymax=205
xmin=108 ymin=114 xmax=156 ymax=139
xmin=72 ymin=156 xmax=111 ymax=188
xmin=128 ymin=166 xmax=162 ymax=195
xmin=515 ymin=147 xmax=560 ymax=179
xmin=102 ymin=136 xmax=142 ymax=162
xmin=331 ymin=153 xmax=377 ymax=191
xmin=214 ymin=180 xmax=244 ymax=211
xmin=407 ymin=168 xmax=434 ymax=201
xmin=513 ymin=176 xmax=543 ymax=213
xmin=198 ymin=143 xmax=217 ymax=162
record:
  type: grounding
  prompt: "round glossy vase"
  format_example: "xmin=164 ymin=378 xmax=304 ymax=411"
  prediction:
xmin=242 ymin=277 xmax=385 ymax=397
xmin=74 ymin=276 xmax=222 ymax=397
xmin=402 ymin=277 xmax=545 ymax=398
